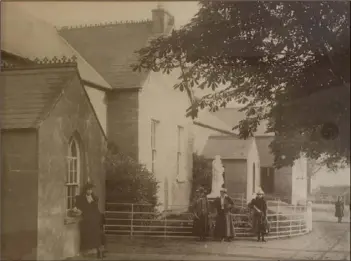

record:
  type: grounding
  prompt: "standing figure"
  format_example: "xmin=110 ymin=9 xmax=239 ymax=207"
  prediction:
xmin=207 ymin=155 xmax=225 ymax=198
xmin=191 ymin=187 xmax=210 ymax=241
xmin=213 ymin=188 xmax=235 ymax=242
xmin=73 ymin=182 xmax=104 ymax=258
xmin=335 ymin=196 xmax=344 ymax=223
xmin=248 ymin=188 xmax=268 ymax=242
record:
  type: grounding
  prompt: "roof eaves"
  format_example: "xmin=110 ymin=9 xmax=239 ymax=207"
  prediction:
xmin=75 ymin=70 xmax=108 ymax=141
xmin=194 ymin=121 xmax=236 ymax=136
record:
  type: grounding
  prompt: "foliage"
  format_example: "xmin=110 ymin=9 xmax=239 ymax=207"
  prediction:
xmin=105 ymin=143 xmax=159 ymax=208
xmin=133 ymin=2 xmax=350 ymax=170
xmin=190 ymin=153 xmax=212 ymax=200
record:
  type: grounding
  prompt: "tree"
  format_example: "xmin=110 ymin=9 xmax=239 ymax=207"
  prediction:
xmin=105 ymin=143 xmax=159 ymax=208
xmin=133 ymin=1 xmax=350 ymax=170
xmin=190 ymin=153 xmax=212 ymax=200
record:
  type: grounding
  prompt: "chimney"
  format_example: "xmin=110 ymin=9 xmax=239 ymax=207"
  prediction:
xmin=151 ymin=4 xmax=175 ymax=34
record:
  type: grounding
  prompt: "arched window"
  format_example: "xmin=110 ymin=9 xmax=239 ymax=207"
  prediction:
xmin=66 ymin=137 xmax=81 ymax=212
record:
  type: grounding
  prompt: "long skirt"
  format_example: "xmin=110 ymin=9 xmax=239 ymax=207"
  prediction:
xmin=214 ymin=211 xmax=235 ymax=239
xmin=193 ymin=214 xmax=210 ymax=238
xmin=252 ymin=214 xmax=267 ymax=234
xmin=80 ymin=215 xmax=102 ymax=251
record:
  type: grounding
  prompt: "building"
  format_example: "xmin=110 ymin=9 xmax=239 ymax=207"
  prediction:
xmin=1 ymin=4 xmax=225 ymax=259
xmin=202 ymin=108 xmax=309 ymax=205
xmin=0 ymin=64 xmax=107 ymax=260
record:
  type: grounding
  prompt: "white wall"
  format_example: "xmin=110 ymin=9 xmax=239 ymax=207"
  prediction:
xmin=138 ymin=69 xmax=193 ymax=210
xmin=84 ymin=86 xmax=107 ymax=135
xmin=246 ymin=138 xmax=260 ymax=202
xmin=291 ymin=156 xmax=308 ymax=205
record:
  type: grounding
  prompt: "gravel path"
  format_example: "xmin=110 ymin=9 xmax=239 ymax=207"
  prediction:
xmin=71 ymin=221 xmax=350 ymax=260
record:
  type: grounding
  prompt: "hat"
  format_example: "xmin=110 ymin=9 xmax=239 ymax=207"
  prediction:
xmin=256 ymin=188 xmax=264 ymax=195
xmin=83 ymin=182 xmax=95 ymax=191
xmin=220 ymin=188 xmax=227 ymax=193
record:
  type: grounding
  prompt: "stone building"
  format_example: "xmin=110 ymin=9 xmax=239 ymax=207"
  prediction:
xmin=1 ymin=4 xmax=224 ymax=260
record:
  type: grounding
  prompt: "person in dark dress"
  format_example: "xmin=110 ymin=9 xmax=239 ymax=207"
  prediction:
xmin=335 ymin=196 xmax=345 ymax=223
xmin=191 ymin=187 xmax=210 ymax=241
xmin=248 ymin=189 xmax=268 ymax=242
xmin=73 ymin=182 xmax=104 ymax=258
xmin=213 ymin=188 xmax=235 ymax=242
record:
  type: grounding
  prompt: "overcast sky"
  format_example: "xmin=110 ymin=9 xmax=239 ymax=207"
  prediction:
xmin=9 ymin=1 xmax=199 ymax=29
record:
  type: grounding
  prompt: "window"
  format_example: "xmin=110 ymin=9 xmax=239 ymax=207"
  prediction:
xmin=66 ymin=138 xmax=81 ymax=212
xmin=176 ymin=126 xmax=185 ymax=182
xmin=252 ymin=163 xmax=256 ymax=193
xmin=151 ymin=119 xmax=159 ymax=173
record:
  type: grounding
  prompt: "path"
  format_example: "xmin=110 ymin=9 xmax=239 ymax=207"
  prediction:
xmin=70 ymin=221 xmax=350 ymax=260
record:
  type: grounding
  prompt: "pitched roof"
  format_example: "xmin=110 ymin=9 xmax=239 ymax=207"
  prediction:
xmin=202 ymin=136 xmax=251 ymax=160
xmin=195 ymin=109 xmax=235 ymax=134
xmin=255 ymin=136 xmax=275 ymax=167
xmin=1 ymin=3 xmax=111 ymax=90
xmin=0 ymin=66 xmax=77 ymax=129
xmin=59 ymin=21 xmax=155 ymax=89
xmin=213 ymin=107 xmax=272 ymax=135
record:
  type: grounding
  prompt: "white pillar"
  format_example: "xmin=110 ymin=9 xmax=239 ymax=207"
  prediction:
xmin=305 ymin=201 xmax=313 ymax=232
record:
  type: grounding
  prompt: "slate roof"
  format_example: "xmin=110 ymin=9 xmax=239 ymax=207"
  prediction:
xmin=1 ymin=3 xmax=111 ymax=90
xmin=59 ymin=21 xmax=157 ymax=89
xmin=213 ymin=107 xmax=272 ymax=135
xmin=255 ymin=136 xmax=275 ymax=167
xmin=0 ymin=66 xmax=78 ymax=129
xmin=202 ymin=136 xmax=251 ymax=160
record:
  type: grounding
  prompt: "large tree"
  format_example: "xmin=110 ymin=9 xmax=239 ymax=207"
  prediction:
xmin=133 ymin=1 xmax=350 ymax=169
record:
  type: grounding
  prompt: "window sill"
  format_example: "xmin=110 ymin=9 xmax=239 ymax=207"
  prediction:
xmin=64 ymin=216 xmax=81 ymax=225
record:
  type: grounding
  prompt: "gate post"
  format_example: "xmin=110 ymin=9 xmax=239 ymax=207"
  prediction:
xmin=130 ymin=204 xmax=134 ymax=237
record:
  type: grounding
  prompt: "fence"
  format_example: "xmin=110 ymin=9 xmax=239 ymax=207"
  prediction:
xmin=104 ymin=201 xmax=312 ymax=240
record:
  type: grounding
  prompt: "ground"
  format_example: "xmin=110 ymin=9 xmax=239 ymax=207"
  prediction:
xmin=71 ymin=220 xmax=349 ymax=261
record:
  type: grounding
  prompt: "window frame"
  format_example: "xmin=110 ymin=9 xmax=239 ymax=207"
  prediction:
xmin=66 ymin=138 xmax=81 ymax=215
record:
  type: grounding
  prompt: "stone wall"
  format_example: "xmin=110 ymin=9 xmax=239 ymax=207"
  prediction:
xmin=37 ymin=75 xmax=106 ymax=260
xmin=1 ymin=130 xmax=38 ymax=260
xmin=107 ymin=90 xmax=139 ymax=160
xmin=138 ymin=70 xmax=193 ymax=209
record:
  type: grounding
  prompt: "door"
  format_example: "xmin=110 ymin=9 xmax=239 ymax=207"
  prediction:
xmin=260 ymin=167 xmax=275 ymax=194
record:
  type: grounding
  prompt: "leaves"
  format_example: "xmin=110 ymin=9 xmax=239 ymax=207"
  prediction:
xmin=105 ymin=143 xmax=159 ymax=207
xmin=132 ymin=2 xmax=350 ymax=169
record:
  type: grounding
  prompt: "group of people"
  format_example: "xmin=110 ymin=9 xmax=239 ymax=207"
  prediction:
xmin=191 ymin=186 xmax=269 ymax=242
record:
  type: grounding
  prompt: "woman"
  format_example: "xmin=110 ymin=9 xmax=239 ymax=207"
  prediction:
xmin=73 ymin=182 xmax=104 ymax=258
xmin=213 ymin=188 xmax=235 ymax=242
xmin=248 ymin=188 xmax=268 ymax=242
xmin=335 ymin=196 xmax=344 ymax=223
xmin=191 ymin=187 xmax=210 ymax=241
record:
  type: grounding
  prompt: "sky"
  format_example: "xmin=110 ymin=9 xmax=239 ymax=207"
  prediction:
xmin=9 ymin=1 xmax=199 ymax=29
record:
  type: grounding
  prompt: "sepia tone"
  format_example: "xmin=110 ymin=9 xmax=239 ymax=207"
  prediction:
xmin=0 ymin=2 xmax=350 ymax=261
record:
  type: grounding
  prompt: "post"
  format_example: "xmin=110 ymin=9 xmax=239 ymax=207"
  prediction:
xmin=305 ymin=201 xmax=313 ymax=232
xmin=241 ymin=194 xmax=244 ymax=208
xmin=277 ymin=203 xmax=280 ymax=237
xmin=164 ymin=213 xmax=167 ymax=238
xmin=130 ymin=204 xmax=134 ymax=237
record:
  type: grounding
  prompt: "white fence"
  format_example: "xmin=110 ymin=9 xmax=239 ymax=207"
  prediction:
xmin=104 ymin=201 xmax=312 ymax=240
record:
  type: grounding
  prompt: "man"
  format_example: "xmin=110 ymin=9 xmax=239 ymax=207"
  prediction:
xmin=191 ymin=187 xmax=210 ymax=241
xmin=248 ymin=188 xmax=268 ymax=242
xmin=213 ymin=188 xmax=235 ymax=242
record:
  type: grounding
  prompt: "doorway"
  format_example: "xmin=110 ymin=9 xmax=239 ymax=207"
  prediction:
xmin=260 ymin=167 xmax=275 ymax=194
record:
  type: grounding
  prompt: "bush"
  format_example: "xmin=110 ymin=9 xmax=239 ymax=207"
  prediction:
xmin=105 ymin=143 xmax=159 ymax=209
xmin=190 ymin=153 xmax=212 ymax=200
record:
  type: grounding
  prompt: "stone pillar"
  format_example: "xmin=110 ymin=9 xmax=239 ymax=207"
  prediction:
xmin=305 ymin=201 xmax=313 ymax=232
